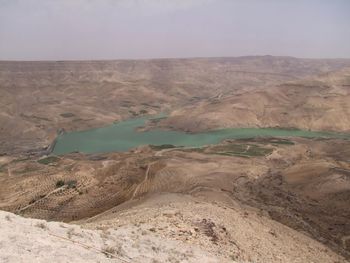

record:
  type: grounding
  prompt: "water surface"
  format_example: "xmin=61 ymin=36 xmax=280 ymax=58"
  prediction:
xmin=52 ymin=116 xmax=349 ymax=155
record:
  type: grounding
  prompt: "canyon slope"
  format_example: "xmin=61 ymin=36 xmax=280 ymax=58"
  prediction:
xmin=1 ymin=56 xmax=350 ymax=262
xmin=1 ymin=137 xmax=350 ymax=261
xmin=1 ymin=56 xmax=350 ymax=154
xmin=158 ymin=68 xmax=350 ymax=133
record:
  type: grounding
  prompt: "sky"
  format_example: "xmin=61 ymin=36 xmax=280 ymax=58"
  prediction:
xmin=0 ymin=0 xmax=349 ymax=60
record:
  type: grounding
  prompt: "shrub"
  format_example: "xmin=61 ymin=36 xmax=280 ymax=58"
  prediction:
xmin=56 ymin=180 xmax=65 ymax=188
xmin=67 ymin=180 xmax=77 ymax=189
xmin=38 ymin=156 xmax=60 ymax=165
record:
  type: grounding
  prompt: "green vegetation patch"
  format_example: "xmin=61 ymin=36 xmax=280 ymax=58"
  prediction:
xmin=210 ymin=143 xmax=273 ymax=157
xmin=55 ymin=179 xmax=77 ymax=189
xmin=56 ymin=180 xmax=65 ymax=188
xmin=67 ymin=180 xmax=77 ymax=189
xmin=150 ymin=144 xmax=177 ymax=150
xmin=37 ymin=156 xmax=60 ymax=165
xmin=269 ymin=138 xmax=295 ymax=145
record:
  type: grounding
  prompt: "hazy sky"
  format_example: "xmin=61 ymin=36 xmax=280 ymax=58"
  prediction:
xmin=0 ymin=0 xmax=349 ymax=60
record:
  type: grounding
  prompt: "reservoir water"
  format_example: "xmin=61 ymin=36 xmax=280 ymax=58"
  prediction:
xmin=52 ymin=116 xmax=350 ymax=155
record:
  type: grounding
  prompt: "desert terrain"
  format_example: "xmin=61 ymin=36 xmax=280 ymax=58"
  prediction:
xmin=1 ymin=56 xmax=350 ymax=262
xmin=1 ymin=56 xmax=350 ymax=154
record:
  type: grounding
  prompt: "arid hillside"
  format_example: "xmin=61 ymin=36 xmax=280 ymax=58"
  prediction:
xmin=157 ymin=69 xmax=350 ymax=132
xmin=0 ymin=210 xmax=227 ymax=263
xmin=1 ymin=137 xmax=350 ymax=260
xmin=1 ymin=56 xmax=350 ymax=154
xmin=1 ymin=57 xmax=350 ymax=262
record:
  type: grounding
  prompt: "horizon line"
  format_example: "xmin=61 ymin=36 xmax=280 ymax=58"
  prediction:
xmin=1 ymin=54 xmax=350 ymax=63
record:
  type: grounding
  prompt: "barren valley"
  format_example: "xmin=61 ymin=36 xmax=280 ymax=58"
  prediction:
xmin=1 ymin=56 xmax=350 ymax=262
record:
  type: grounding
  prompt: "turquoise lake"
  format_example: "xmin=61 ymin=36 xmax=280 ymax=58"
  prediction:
xmin=52 ymin=116 xmax=350 ymax=155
